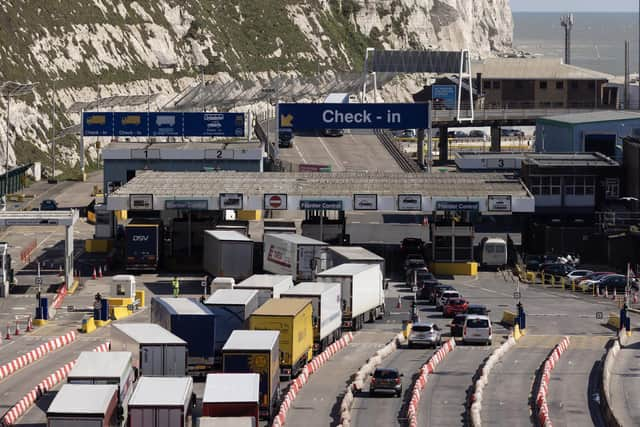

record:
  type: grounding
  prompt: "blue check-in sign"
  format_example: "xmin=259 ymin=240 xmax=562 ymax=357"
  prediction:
xmin=150 ymin=113 xmax=183 ymax=136
xmin=279 ymin=103 xmax=429 ymax=130
xmin=83 ymin=112 xmax=114 ymax=136
xmin=114 ymin=112 xmax=148 ymax=137
xmin=184 ymin=112 xmax=245 ymax=137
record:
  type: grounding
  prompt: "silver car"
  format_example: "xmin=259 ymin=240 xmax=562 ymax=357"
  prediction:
xmin=408 ymin=322 xmax=442 ymax=348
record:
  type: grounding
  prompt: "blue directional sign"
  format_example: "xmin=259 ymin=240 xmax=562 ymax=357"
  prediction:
xmin=114 ymin=112 xmax=149 ymax=137
xmin=82 ymin=112 xmax=245 ymax=138
xmin=149 ymin=112 xmax=183 ymax=137
xmin=432 ymin=85 xmax=457 ymax=110
xmin=184 ymin=112 xmax=245 ymax=137
xmin=278 ymin=103 xmax=428 ymax=130
xmin=82 ymin=112 xmax=114 ymax=136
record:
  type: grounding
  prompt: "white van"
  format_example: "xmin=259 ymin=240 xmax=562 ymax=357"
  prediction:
xmin=462 ymin=315 xmax=492 ymax=345
xmin=481 ymin=238 xmax=507 ymax=268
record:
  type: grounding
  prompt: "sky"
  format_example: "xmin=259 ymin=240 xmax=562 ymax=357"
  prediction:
xmin=510 ymin=0 xmax=638 ymax=12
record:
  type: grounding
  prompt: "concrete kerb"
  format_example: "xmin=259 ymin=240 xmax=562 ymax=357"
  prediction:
xmin=0 ymin=331 xmax=77 ymax=381
xmin=336 ymin=332 xmax=406 ymax=427
xmin=600 ymin=330 xmax=627 ymax=427
xmin=469 ymin=333 xmax=518 ymax=427
xmin=531 ymin=336 xmax=571 ymax=427
xmin=271 ymin=332 xmax=354 ymax=427
xmin=1 ymin=341 xmax=110 ymax=426
xmin=406 ymin=338 xmax=457 ymax=427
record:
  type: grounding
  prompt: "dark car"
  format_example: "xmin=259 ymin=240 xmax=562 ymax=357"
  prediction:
xmin=469 ymin=130 xmax=487 ymax=139
xmin=467 ymin=304 xmax=490 ymax=316
xmin=40 ymin=199 xmax=58 ymax=211
xmin=401 ymin=238 xmax=424 ymax=256
xmin=370 ymin=368 xmax=403 ymax=397
xmin=596 ymin=274 xmax=629 ymax=293
xmin=450 ymin=314 xmax=467 ymax=338
xmin=541 ymin=263 xmax=573 ymax=279
xmin=406 ymin=267 xmax=429 ymax=288
xmin=404 ymin=256 xmax=426 ymax=271
xmin=416 ymin=273 xmax=439 ymax=300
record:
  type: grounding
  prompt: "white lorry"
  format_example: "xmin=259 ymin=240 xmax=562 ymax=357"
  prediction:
xmin=281 ymin=282 xmax=342 ymax=352
xmin=263 ymin=233 xmax=328 ymax=281
xmin=316 ymin=263 xmax=385 ymax=331
xmin=322 ymin=93 xmax=349 ymax=137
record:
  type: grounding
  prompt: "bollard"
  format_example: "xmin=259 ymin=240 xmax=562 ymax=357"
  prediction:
xmin=98 ymin=266 xmax=103 ymax=279
xmin=26 ymin=316 xmax=33 ymax=332
xmin=396 ymin=296 xmax=401 ymax=309
xmin=5 ymin=324 xmax=11 ymax=340
xmin=92 ymin=267 xmax=97 ymax=280
xmin=103 ymin=264 xmax=108 ymax=274
xmin=14 ymin=320 xmax=20 ymax=336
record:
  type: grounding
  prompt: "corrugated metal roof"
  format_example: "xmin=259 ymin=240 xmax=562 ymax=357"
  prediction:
xmin=265 ymin=233 xmax=327 ymax=245
xmin=523 ymin=152 xmax=619 ymax=167
xmin=48 ymin=384 xmax=118 ymax=415
xmin=251 ymin=298 xmax=311 ymax=316
xmin=223 ymin=330 xmax=279 ymax=351
xmin=205 ymin=289 xmax=259 ymax=306
xmin=539 ymin=111 xmax=640 ymax=125
xmin=128 ymin=377 xmax=193 ymax=407
xmin=68 ymin=352 xmax=132 ymax=379
xmin=155 ymin=297 xmax=211 ymax=315
xmin=328 ymin=246 xmax=383 ymax=261
xmin=110 ymin=171 xmax=531 ymax=198
xmin=281 ymin=282 xmax=340 ymax=297
xmin=205 ymin=230 xmax=252 ymax=242
xmin=112 ymin=323 xmax=186 ymax=345
xmin=317 ymin=263 xmax=379 ymax=277
xmin=236 ymin=274 xmax=293 ymax=290
xmin=472 ymin=57 xmax=612 ymax=80
xmin=203 ymin=373 xmax=260 ymax=403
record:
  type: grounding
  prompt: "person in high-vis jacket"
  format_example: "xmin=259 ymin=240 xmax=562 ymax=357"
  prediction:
xmin=172 ymin=276 xmax=180 ymax=298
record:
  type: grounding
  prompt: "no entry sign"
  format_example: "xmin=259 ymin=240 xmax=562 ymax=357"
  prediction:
xmin=264 ymin=194 xmax=287 ymax=210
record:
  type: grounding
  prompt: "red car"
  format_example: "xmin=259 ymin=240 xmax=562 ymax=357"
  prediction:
xmin=443 ymin=298 xmax=469 ymax=318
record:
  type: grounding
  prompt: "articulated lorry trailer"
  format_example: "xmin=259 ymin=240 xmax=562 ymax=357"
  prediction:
xmin=263 ymin=233 xmax=327 ymax=281
xmin=316 ymin=263 xmax=385 ymax=330
xmin=125 ymin=221 xmax=161 ymax=271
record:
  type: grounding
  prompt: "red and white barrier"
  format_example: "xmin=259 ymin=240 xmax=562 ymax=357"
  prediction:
xmin=0 ymin=331 xmax=77 ymax=381
xmin=1 ymin=341 xmax=110 ymax=425
xmin=272 ymin=333 xmax=354 ymax=427
xmin=534 ymin=336 xmax=571 ymax=427
xmin=406 ymin=338 xmax=456 ymax=427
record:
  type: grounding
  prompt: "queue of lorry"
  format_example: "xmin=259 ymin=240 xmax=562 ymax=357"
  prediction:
xmin=46 ymin=240 xmax=387 ymax=426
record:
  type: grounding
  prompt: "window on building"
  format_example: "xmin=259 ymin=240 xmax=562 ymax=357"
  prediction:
xmin=539 ymin=81 xmax=548 ymax=89
xmin=605 ymin=178 xmax=620 ymax=199
xmin=483 ymin=80 xmax=491 ymax=89
xmin=556 ymin=81 xmax=564 ymax=89
xmin=529 ymin=176 xmax=560 ymax=196
xmin=492 ymin=81 xmax=501 ymax=89
xmin=571 ymin=81 xmax=579 ymax=89
xmin=565 ymin=175 xmax=595 ymax=196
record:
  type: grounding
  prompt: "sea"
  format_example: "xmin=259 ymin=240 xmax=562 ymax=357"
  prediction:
xmin=513 ymin=12 xmax=639 ymax=75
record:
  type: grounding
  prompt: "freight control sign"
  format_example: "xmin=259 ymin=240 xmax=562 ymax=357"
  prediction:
xmin=299 ymin=200 xmax=343 ymax=210
xmin=435 ymin=201 xmax=479 ymax=211
xmin=279 ymin=103 xmax=429 ymax=130
xmin=82 ymin=112 xmax=245 ymax=137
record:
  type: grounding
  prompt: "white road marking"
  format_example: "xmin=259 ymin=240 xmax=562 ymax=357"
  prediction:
xmin=294 ymin=143 xmax=307 ymax=164
xmin=318 ymin=136 xmax=344 ymax=171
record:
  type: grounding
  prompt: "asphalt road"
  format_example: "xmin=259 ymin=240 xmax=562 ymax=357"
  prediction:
xmin=480 ymin=334 xmax=560 ymax=427
xmin=609 ymin=334 xmax=640 ymax=426
xmin=278 ymin=131 xmax=403 ymax=172
xmin=420 ymin=344 xmax=493 ymax=427
xmin=350 ymin=345 xmax=435 ymax=427
xmin=546 ymin=335 xmax=609 ymax=427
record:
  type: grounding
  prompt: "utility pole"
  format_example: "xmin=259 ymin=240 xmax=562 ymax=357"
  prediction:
xmin=561 ymin=14 xmax=574 ymax=65
xmin=49 ymin=80 xmax=57 ymax=183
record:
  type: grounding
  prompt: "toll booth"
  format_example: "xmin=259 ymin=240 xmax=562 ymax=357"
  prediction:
xmin=432 ymin=204 xmax=476 ymax=263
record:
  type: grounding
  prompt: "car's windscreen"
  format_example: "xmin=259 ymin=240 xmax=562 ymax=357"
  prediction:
xmin=374 ymin=370 xmax=398 ymax=379
xmin=412 ymin=325 xmax=432 ymax=332
xmin=467 ymin=319 xmax=490 ymax=328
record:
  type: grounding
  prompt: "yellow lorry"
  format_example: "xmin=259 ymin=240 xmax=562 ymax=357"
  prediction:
xmin=249 ymin=298 xmax=313 ymax=379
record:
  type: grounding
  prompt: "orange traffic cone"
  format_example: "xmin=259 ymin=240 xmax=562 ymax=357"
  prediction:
xmin=613 ymin=288 xmax=617 ymax=300
xmin=5 ymin=324 xmax=10 ymax=340
xmin=98 ymin=266 xmax=103 ymax=279
xmin=14 ymin=321 xmax=19 ymax=336
xmin=26 ymin=316 xmax=33 ymax=332
xmin=92 ymin=267 xmax=97 ymax=280
xmin=396 ymin=296 xmax=402 ymax=309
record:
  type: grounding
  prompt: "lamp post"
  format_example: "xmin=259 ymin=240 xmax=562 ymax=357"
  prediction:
xmin=0 ymin=81 xmax=37 ymax=197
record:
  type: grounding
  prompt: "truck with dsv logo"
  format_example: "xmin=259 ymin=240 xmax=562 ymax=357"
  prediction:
xmin=125 ymin=221 xmax=161 ymax=271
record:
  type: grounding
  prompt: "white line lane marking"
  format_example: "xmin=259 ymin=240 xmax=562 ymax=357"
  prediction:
xmin=294 ymin=142 xmax=307 ymax=164
xmin=318 ymin=136 xmax=344 ymax=171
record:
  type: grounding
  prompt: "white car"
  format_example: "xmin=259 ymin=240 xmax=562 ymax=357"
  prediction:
xmin=462 ymin=315 xmax=492 ymax=345
xmin=566 ymin=269 xmax=592 ymax=284
xmin=437 ymin=290 xmax=460 ymax=310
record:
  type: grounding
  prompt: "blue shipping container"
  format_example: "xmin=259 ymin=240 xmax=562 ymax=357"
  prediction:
xmin=150 ymin=297 xmax=216 ymax=361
